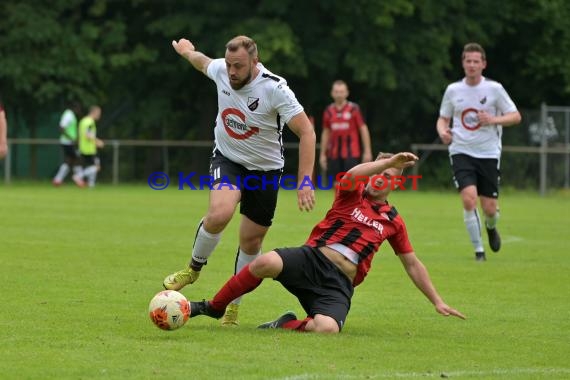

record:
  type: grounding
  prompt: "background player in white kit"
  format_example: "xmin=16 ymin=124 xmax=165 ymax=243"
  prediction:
xmin=164 ymin=35 xmax=316 ymax=325
xmin=436 ymin=42 xmax=521 ymax=262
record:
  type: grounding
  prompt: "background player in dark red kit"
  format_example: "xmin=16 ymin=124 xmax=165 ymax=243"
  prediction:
xmin=320 ymin=80 xmax=372 ymax=184
xmin=188 ymin=152 xmax=465 ymax=333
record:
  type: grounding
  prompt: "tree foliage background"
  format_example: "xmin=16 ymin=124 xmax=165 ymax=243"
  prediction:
xmin=1 ymin=0 xmax=569 ymax=158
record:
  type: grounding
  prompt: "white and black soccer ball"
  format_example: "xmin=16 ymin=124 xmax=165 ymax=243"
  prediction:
xmin=148 ymin=290 xmax=190 ymax=330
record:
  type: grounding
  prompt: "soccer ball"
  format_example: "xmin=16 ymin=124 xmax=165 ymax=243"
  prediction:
xmin=148 ymin=290 xmax=190 ymax=330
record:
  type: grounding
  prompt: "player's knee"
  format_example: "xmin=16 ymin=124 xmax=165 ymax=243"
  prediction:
xmin=249 ymin=252 xmax=282 ymax=278
xmin=310 ymin=315 xmax=340 ymax=333
xmin=204 ymin=209 xmax=234 ymax=230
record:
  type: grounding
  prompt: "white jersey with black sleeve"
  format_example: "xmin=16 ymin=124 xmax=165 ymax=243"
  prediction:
xmin=439 ymin=76 xmax=518 ymax=159
xmin=206 ymin=58 xmax=304 ymax=171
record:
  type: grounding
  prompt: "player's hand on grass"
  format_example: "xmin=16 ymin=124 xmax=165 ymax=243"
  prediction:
xmin=435 ymin=302 xmax=466 ymax=320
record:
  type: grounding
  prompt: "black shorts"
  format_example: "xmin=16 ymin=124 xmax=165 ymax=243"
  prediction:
xmin=61 ymin=144 xmax=79 ymax=160
xmin=210 ymin=151 xmax=282 ymax=227
xmin=81 ymin=154 xmax=97 ymax=167
xmin=274 ymin=246 xmax=354 ymax=331
xmin=450 ymin=153 xmax=500 ymax=198
xmin=328 ymin=157 xmax=360 ymax=178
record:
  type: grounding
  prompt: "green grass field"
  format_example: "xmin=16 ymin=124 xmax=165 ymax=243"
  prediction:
xmin=1 ymin=183 xmax=569 ymax=379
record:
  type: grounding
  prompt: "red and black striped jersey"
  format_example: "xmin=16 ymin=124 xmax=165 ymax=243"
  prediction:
xmin=322 ymin=102 xmax=365 ymax=159
xmin=305 ymin=183 xmax=414 ymax=286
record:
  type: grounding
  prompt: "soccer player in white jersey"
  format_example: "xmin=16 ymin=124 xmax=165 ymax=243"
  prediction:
xmin=164 ymin=35 xmax=316 ymax=325
xmin=436 ymin=42 xmax=521 ymax=262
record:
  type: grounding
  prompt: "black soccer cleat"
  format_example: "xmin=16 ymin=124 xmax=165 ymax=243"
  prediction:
xmin=257 ymin=311 xmax=297 ymax=329
xmin=190 ymin=300 xmax=225 ymax=319
xmin=486 ymin=227 xmax=501 ymax=252
xmin=475 ymin=251 xmax=486 ymax=262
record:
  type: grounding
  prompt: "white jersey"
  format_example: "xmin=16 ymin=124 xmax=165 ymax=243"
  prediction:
xmin=59 ymin=109 xmax=77 ymax=145
xmin=439 ymin=76 xmax=518 ymax=159
xmin=206 ymin=59 xmax=304 ymax=171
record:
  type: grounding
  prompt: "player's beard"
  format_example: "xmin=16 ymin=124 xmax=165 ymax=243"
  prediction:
xmin=230 ymin=67 xmax=253 ymax=90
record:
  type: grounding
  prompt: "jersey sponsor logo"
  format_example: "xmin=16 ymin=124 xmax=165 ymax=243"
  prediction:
xmin=222 ymin=89 xmax=230 ymax=96
xmin=247 ymin=97 xmax=259 ymax=111
xmin=461 ymin=107 xmax=481 ymax=131
xmin=221 ymin=108 xmax=260 ymax=140
xmin=331 ymin=122 xmax=350 ymax=131
xmin=350 ymin=208 xmax=383 ymax=234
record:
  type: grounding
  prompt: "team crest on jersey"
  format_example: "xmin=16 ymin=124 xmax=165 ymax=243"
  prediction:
xmin=247 ymin=97 xmax=260 ymax=111
xmin=479 ymin=96 xmax=487 ymax=104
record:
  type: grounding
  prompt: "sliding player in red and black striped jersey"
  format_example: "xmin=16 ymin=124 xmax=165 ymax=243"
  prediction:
xmin=188 ymin=152 xmax=465 ymax=333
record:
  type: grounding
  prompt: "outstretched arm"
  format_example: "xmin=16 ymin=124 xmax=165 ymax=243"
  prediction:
xmin=399 ymin=252 xmax=465 ymax=319
xmin=341 ymin=152 xmax=418 ymax=191
xmin=172 ymin=38 xmax=212 ymax=75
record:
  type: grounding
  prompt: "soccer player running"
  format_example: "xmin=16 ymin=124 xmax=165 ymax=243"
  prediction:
xmin=78 ymin=106 xmax=104 ymax=188
xmin=163 ymin=35 xmax=316 ymax=326
xmin=187 ymin=152 xmax=465 ymax=333
xmin=52 ymin=102 xmax=86 ymax=187
xmin=319 ymin=80 xmax=373 ymax=185
xmin=436 ymin=42 xmax=521 ymax=262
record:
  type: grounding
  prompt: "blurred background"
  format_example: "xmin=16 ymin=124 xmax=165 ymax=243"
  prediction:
xmin=1 ymin=0 xmax=569 ymax=192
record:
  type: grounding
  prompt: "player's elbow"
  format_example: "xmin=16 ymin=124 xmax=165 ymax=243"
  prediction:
xmin=513 ymin=111 xmax=522 ymax=125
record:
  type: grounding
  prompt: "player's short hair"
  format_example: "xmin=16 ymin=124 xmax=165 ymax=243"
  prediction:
xmin=226 ymin=35 xmax=258 ymax=59
xmin=332 ymin=80 xmax=348 ymax=89
xmin=462 ymin=42 xmax=486 ymax=61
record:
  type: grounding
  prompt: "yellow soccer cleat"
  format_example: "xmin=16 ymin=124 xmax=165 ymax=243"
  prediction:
xmin=221 ymin=303 xmax=240 ymax=326
xmin=163 ymin=268 xmax=200 ymax=291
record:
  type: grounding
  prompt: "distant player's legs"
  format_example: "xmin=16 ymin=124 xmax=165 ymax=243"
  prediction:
xmin=460 ymin=185 xmax=484 ymax=257
xmin=452 ymin=154 xmax=485 ymax=260
xmin=54 ymin=145 xmax=84 ymax=187
xmin=478 ymin=159 xmax=501 ymax=252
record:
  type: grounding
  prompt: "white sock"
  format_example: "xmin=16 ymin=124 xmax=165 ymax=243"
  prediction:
xmin=191 ymin=220 xmax=221 ymax=266
xmin=485 ymin=211 xmax=500 ymax=230
xmin=84 ymin=165 xmax=98 ymax=187
xmin=464 ymin=209 xmax=484 ymax=252
xmin=229 ymin=248 xmax=261 ymax=305
xmin=54 ymin=163 xmax=70 ymax=182
xmin=72 ymin=165 xmax=83 ymax=178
